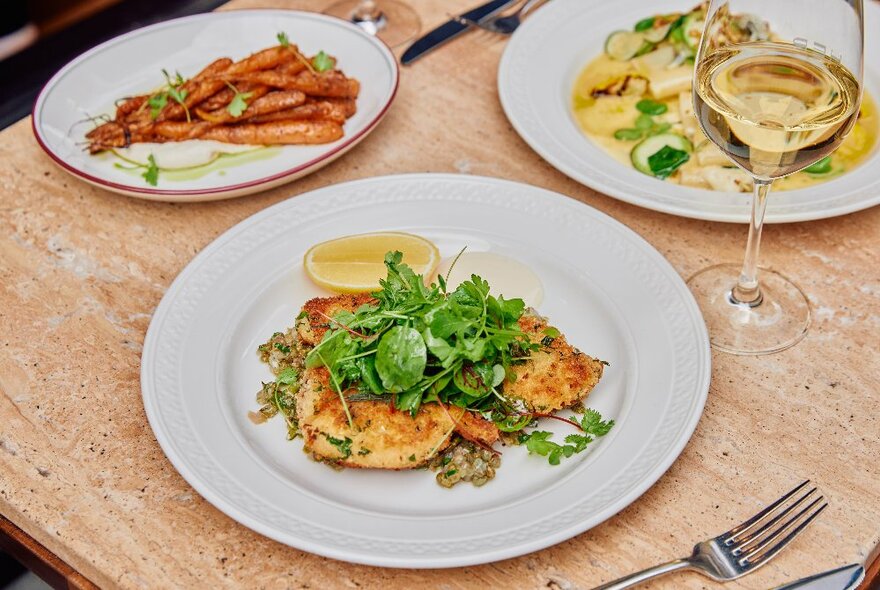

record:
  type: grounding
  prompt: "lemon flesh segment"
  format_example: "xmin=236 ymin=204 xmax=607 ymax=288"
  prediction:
xmin=304 ymin=232 xmax=440 ymax=293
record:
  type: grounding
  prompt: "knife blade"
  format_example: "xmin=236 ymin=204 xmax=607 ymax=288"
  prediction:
xmin=772 ymin=564 xmax=864 ymax=590
xmin=401 ymin=0 xmax=519 ymax=65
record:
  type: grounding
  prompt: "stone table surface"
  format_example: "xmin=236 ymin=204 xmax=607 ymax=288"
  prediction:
xmin=1 ymin=0 xmax=878 ymax=588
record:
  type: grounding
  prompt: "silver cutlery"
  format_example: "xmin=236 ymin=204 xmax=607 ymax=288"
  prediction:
xmin=592 ymin=480 xmax=827 ymax=590
xmin=458 ymin=0 xmax=547 ymax=35
xmin=400 ymin=0 xmax=519 ymax=64
xmin=772 ymin=563 xmax=864 ymax=590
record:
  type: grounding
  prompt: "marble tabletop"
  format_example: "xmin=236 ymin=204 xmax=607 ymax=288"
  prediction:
xmin=0 ymin=0 xmax=878 ymax=588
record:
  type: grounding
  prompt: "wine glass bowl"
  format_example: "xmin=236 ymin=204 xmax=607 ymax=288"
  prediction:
xmin=688 ymin=0 xmax=864 ymax=355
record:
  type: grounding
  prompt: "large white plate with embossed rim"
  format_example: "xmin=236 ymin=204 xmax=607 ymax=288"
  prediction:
xmin=141 ymin=174 xmax=710 ymax=567
xmin=32 ymin=10 xmax=398 ymax=202
xmin=498 ymin=0 xmax=880 ymax=223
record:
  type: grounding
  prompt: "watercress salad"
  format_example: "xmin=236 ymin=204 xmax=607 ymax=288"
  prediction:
xmin=300 ymin=251 xmax=614 ymax=465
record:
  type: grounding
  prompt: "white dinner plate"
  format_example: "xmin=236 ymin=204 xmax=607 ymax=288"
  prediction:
xmin=498 ymin=0 xmax=880 ymax=223
xmin=32 ymin=10 xmax=398 ymax=201
xmin=141 ymin=174 xmax=710 ymax=567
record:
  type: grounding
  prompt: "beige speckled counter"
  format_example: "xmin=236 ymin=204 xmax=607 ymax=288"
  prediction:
xmin=1 ymin=1 xmax=879 ymax=588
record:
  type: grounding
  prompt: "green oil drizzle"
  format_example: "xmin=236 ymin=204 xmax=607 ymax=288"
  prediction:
xmin=111 ymin=146 xmax=282 ymax=184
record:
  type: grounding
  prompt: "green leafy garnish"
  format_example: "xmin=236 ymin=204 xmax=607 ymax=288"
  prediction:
xmin=519 ymin=408 xmax=614 ymax=465
xmin=376 ymin=326 xmax=427 ymax=392
xmin=225 ymin=82 xmax=255 ymax=118
xmin=312 ymin=50 xmax=336 ymax=72
xmin=615 ymin=111 xmax=671 ymax=141
xmin=304 ymin=251 xmax=536 ymax=419
xmin=636 ymin=99 xmax=668 ymax=115
xmin=325 ymin=434 xmax=352 ymax=459
xmin=277 ymin=31 xmax=290 ymax=47
xmin=142 ymin=154 xmax=159 ymax=186
xmin=634 ymin=17 xmax=655 ymax=32
xmin=648 ymin=145 xmax=690 ymax=179
xmin=804 ymin=156 xmax=832 ymax=174
xmin=148 ymin=93 xmax=168 ymax=119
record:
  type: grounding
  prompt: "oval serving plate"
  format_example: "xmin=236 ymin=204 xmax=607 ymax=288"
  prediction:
xmin=32 ymin=10 xmax=398 ymax=202
xmin=141 ymin=174 xmax=711 ymax=567
xmin=498 ymin=0 xmax=880 ymax=223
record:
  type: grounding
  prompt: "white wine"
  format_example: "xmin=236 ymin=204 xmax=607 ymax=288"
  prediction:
xmin=694 ymin=42 xmax=861 ymax=179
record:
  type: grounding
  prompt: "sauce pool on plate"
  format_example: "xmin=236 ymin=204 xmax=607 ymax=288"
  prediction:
xmin=436 ymin=252 xmax=544 ymax=308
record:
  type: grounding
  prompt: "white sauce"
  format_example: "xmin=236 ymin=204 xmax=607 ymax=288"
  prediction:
xmin=436 ymin=252 xmax=544 ymax=308
xmin=114 ymin=140 xmax=261 ymax=169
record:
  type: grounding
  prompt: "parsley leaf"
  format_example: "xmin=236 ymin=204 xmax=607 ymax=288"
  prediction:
xmin=647 ymin=145 xmax=690 ymax=179
xmin=142 ymin=154 xmax=159 ymax=186
xmin=226 ymin=85 xmax=255 ymax=118
xmin=324 ymin=434 xmax=352 ymax=459
xmin=520 ymin=408 xmax=615 ymax=465
xmin=312 ymin=50 xmax=336 ymax=72
xmin=148 ymin=93 xmax=168 ymax=119
xmin=578 ymin=409 xmax=616 ymax=436
xmin=277 ymin=31 xmax=290 ymax=47
xmin=634 ymin=17 xmax=655 ymax=31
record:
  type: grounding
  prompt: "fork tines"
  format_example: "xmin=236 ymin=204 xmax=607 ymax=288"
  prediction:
xmin=722 ymin=480 xmax=827 ymax=567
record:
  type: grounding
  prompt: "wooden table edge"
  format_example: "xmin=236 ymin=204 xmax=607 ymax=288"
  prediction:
xmin=0 ymin=514 xmax=99 ymax=590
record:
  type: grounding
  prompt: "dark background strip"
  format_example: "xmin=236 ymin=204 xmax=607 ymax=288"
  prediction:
xmin=0 ymin=0 xmax=229 ymax=130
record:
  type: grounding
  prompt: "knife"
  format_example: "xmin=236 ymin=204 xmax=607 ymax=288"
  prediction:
xmin=401 ymin=0 xmax=519 ymax=65
xmin=772 ymin=564 xmax=864 ymax=590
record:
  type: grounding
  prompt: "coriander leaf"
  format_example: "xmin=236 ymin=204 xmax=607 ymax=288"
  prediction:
xmin=564 ymin=433 xmax=594 ymax=453
xmin=227 ymin=90 xmax=254 ymax=117
xmin=636 ymin=99 xmax=668 ymax=115
xmin=804 ymin=156 xmax=832 ymax=174
xmin=148 ymin=93 xmax=168 ymax=119
xmin=375 ymin=326 xmax=427 ymax=392
xmin=634 ymin=17 xmax=655 ymax=31
xmin=277 ymin=31 xmax=290 ymax=47
xmin=276 ymin=367 xmax=298 ymax=386
xmin=142 ymin=154 xmax=159 ymax=186
xmin=312 ymin=50 xmax=336 ymax=72
xmin=614 ymin=128 xmax=645 ymax=141
xmin=578 ymin=409 xmax=615 ymax=436
xmin=324 ymin=434 xmax=352 ymax=459
xmin=168 ymin=87 xmax=188 ymax=105
xmin=647 ymin=145 xmax=690 ymax=179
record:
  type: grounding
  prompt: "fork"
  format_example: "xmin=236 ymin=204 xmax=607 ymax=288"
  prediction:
xmin=456 ymin=0 xmax=547 ymax=35
xmin=592 ymin=480 xmax=828 ymax=590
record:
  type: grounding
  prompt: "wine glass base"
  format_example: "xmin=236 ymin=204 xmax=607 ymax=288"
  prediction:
xmin=324 ymin=0 xmax=421 ymax=48
xmin=687 ymin=263 xmax=811 ymax=356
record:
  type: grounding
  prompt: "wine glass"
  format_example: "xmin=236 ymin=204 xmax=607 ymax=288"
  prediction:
xmin=325 ymin=0 xmax=421 ymax=48
xmin=688 ymin=0 xmax=864 ymax=355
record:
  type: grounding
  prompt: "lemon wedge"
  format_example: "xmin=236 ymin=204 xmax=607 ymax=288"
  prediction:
xmin=304 ymin=232 xmax=440 ymax=293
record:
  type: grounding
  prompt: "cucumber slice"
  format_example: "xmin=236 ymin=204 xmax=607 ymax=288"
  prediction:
xmin=643 ymin=22 xmax=673 ymax=43
xmin=631 ymin=133 xmax=693 ymax=176
xmin=681 ymin=13 xmax=705 ymax=50
xmin=605 ymin=30 xmax=651 ymax=61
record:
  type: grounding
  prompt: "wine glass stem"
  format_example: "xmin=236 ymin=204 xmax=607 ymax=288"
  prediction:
xmin=353 ymin=0 xmax=382 ymax=22
xmin=732 ymin=178 xmax=771 ymax=306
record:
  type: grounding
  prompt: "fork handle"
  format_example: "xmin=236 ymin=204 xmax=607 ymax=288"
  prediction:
xmin=591 ymin=559 xmax=692 ymax=590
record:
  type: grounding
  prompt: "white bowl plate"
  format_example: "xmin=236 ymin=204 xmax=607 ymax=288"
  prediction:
xmin=498 ymin=0 xmax=880 ymax=223
xmin=32 ymin=10 xmax=398 ymax=201
xmin=141 ymin=174 xmax=711 ymax=567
